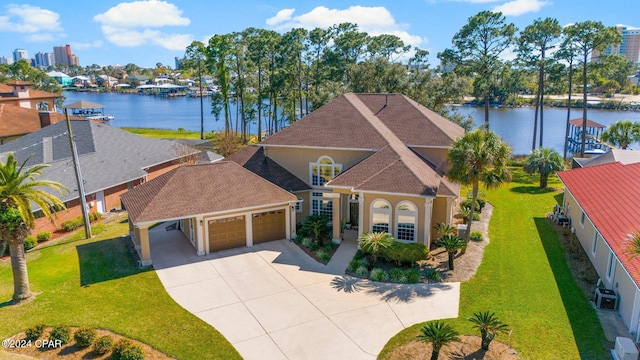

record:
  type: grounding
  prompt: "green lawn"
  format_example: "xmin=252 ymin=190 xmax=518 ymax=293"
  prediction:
xmin=122 ymin=127 xmax=203 ymax=139
xmin=0 ymin=216 xmax=241 ymax=360
xmin=379 ymin=169 xmax=608 ymax=359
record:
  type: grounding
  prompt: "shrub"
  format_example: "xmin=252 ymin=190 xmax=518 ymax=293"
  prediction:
xmin=112 ymin=338 xmax=145 ymax=360
xmin=49 ymin=325 xmax=71 ymax=344
xmin=36 ymin=231 xmax=52 ymax=243
xmin=380 ymin=242 xmax=429 ymax=266
xmin=426 ymin=269 xmax=442 ymax=282
xmin=353 ymin=250 xmax=366 ymax=260
xmin=74 ymin=327 xmax=97 ymax=348
xmin=89 ymin=212 xmax=102 ymax=222
xmin=301 ymin=237 xmax=314 ymax=249
xmin=389 ymin=268 xmax=407 ymax=283
xmin=405 ymin=268 xmax=421 ymax=284
xmin=370 ymin=268 xmax=389 ymax=282
xmin=25 ymin=323 xmax=46 ymax=341
xmin=461 ymin=198 xmax=483 ymax=212
xmin=293 ymin=234 xmax=303 ymax=244
xmin=23 ymin=236 xmax=37 ymax=251
xmin=473 ymin=212 xmax=481 ymax=221
xmin=348 ymin=258 xmax=361 ymax=272
xmin=93 ymin=335 xmax=113 ymax=355
xmin=316 ymin=248 xmax=331 ymax=263
xmin=355 ymin=265 xmax=369 ymax=277
xmin=61 ymin=217 xmax=83 ymax=232
xmin=470 ymin=231 xmax=484 ymax=242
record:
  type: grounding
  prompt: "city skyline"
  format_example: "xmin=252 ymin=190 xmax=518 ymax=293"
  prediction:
xmin=0 ymin=0 xmax=639 ymax=69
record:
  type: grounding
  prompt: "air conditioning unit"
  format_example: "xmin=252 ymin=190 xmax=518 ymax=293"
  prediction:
xmin=612 ymin=337 xmax=639 ymax=360
xmin=595 ymin=288 xmax=618 ymax=310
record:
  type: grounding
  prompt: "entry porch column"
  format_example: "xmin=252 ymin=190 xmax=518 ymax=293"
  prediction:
xmin=424 ymin=198 xmax=434 ymax=247
xmin=134 ymin=223 xmax=152 ymax=266
xmin=446 ymin=197 xmax=454 ymax=225
xmin=326 ymin=193 xmax=341 ymax=244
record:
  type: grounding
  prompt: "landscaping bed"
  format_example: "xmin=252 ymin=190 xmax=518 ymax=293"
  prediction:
xmin=3 ymin=327 xmax=173 ymax=359
xmin=385 ymin=335 xmax=519 ymax=360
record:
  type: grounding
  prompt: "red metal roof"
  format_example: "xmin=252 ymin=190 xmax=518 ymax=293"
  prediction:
xmin=569 ymin=118 xmax=605 ymax=128
xmin=557 ymin=162 xmax=640 ymax=287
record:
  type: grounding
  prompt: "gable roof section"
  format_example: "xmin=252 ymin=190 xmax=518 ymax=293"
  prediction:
xmin=226 ymin=145 xmax=310 ymax=192
xmin=0 ymin=121 xmax=198 ymax=202
xmin=356 ymin=94 xmax=464 ymax=147
xmin=0 ymin=83 xmax=62 ymax=102
xmin=557 ymin=162 xmax=640 ymax=287
xmin=579 ymin=149 xmax=640 ymax=168
xmin=122 ymin=162 xmax=298 ymax=224
xmin=326 ymin=94 xmax=443 ymax=196
xmin=260 ymin=94 xmax=388 ymax=149
xmin=0 ymin=104 xmax=43 ymax=137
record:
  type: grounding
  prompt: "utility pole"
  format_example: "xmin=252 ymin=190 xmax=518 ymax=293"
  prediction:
xmin=64 ymin=108 xmax=92 ymax=239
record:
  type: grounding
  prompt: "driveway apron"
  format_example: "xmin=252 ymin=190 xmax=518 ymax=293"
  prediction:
xmin=151 ymin=226 xmax=460 ymax=360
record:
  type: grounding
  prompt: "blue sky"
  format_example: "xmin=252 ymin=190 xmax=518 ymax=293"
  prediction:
xmin=0 ymin=0 xmax=637 ymax=69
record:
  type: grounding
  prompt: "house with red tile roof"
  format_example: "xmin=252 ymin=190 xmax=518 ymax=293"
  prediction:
xmin=121 ymin=93 xmax=464 ymax=265
xmin=557 ymin=162 xmax=640 ymax=337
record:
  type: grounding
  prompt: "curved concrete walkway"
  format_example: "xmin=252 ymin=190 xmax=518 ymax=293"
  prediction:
xmin=150 ymin=226 xmax=460 ymax=360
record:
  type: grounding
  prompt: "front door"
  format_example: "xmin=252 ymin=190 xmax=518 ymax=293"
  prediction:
xmin=350 ymin=202 xmax=359 ymax=228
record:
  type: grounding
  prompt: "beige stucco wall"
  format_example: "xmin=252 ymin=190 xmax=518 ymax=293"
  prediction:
xmin=431 ymin=197 xmax=449 ymax=241
xmin=295 ymin=191 xmax=311 ymax=224
xmin=611 ymin=260 xmax=637 ymax=330
xmin=411 ymin=147 xmax=450 ymax=172
xmin=361 ymin=193 xmax=429 ymax=245
xmin=264 ymin=146 xmax=373 ymax=186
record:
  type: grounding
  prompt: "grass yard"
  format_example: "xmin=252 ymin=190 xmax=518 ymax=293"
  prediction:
xmin=0 ymin=215 xmax=241 ymax=360
xmin=122 ymin=127 xmax=202 ymax=139
xmin=379 ymin=169 xmax=608 ymax=359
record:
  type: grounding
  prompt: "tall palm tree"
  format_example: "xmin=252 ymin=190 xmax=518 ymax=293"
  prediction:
xmin=447 ymin=129 xmax=511 ymax=242
xmin=357 ymin=232 xmax=394 ymax=269
xmin=602 ymin=121 xmax=640 ymax=150
xmin=468 ymin=311 xmax=510 ymax=351
xmin=0 ymin=153 xmax=67 ymax=302
xmin=523 ymin=148 xmax=565 ymax=188
xmin=435 ymin=235 xmax=466 ymax=270
xmin=417 ymin=321 xmax=461 ymax=360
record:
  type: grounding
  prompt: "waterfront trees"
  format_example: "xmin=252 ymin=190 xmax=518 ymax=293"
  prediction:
xmin=601 ymin=120 xmax=640 ymax=149
xmin=439 ymin=11 xmax=517 ymax=127
xmin=563 ymin=21 xmax=621 ymax=156
xmin=523 ymin=148 xmax=565 ymax=188
xmin=517 ymin=17 xmax=562 ymax=150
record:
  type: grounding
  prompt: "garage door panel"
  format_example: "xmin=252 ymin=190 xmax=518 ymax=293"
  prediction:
xmin=208 ymin=216 xmax=246 ymax=252
xmin=252 ymin=210 xmax=286 ymax=244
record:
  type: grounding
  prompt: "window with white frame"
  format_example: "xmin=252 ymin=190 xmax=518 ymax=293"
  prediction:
xmin=295 ymin=198 xmax=303 ymax=213
xmin=580 ymin=211 xmax=585 ymax=227
xmin=371 ymin=199 xmax=391 ymax=233
xmin=310 ymin=156 xmax=342 ymax=186
xmin=396 ymin=201 xmax=417 ymax=242
xmin=591 ymin=232 xmax=598 ymax=255
xmin=311 ymin=191 xmax=333 ymax=219
xmin=607 ymin=252 xmax=615 ymax=280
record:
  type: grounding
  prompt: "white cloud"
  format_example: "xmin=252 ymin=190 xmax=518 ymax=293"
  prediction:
xmin=0 ymin=4 xmax=63 ymax=42
xmin=266 ymin=8 xmax=294 ymax=26
xmin=94 ymin=0 xmax=193 ymax=50
xmin=492 ymin=0 xmax=549 ymax=16
xmin=266 ymin=6 xmax=426 ymax=48
xmin=70 ymin=40 xmax=104 ymax=50
xmin=450 ymin=0 xmax=501 ymax=3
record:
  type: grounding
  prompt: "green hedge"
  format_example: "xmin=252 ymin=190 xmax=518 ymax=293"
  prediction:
xmin=36 ymin=231 xmax=52 ymax=243
xmin=61 ymin=213 xmax=102 ymax=232
xmin=24 ymin=236 xmax=37 ymax=251
xmin=379 ymin=241 xmax=429 ymax=266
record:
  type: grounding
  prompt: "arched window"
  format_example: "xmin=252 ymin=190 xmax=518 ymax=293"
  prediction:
xmin=371 ymin=199 xmax=391 ymax=233
xmin=396 ymin=201 xmax=417 ymax=242
xmin=310 ymin=156 xmax=342 ymax=186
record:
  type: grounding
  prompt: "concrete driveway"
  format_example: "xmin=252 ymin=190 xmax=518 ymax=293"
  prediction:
xmin=150 ymin=225 xmax=460 ymax=360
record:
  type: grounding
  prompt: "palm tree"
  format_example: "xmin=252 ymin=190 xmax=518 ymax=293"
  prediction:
xmin=602 ymin=121 xmax=640 ymax=149
xmin=434 ymin=223 xmax=457 ymax=237
xmin=417 ymin=321 xmax=461 ymax=360
xmin=447 ymin=129 xmax=511 ymax=242
xmin=301 ymin=214 xmax=329 ymax=246
xmin=523 ymin=148 xmax=565 ymax=188
xmin=625 ymin=232 xmax=640 ymax=258
xmin=468 ymin=311 xmax=510 ymax=351
xmin=357 ymin=232 xmax=394 ymax=269
xmin=0 ymin=153 xmax=67 ymax=302
xmin=435 ymin=235 xmax=466 ymax=270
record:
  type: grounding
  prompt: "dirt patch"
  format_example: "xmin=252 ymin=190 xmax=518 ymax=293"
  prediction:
xmin=3 ymin=327 xmax=175 ymax=360
xmin=386 ymin=335 xmax=519 ymax=360
xmin=423 ymin=204 xmax=493 ymax=283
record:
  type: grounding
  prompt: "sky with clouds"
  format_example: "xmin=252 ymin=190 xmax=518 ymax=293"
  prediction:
xmin=0 ymin=0 xmax=636 ymax=68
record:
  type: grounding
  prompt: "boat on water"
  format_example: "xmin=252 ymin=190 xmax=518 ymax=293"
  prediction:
xmin=62 ymin=100 xmax=115 ymax=122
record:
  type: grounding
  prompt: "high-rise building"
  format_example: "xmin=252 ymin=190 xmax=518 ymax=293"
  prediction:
xmin=0 ymin=56 xmax=13 ymax=65
xmin=35 ymin=52 xmax=55 ymax=68
xmin=53 ymin=44 xmax=79 ymax=67
xmin=13 ymin=49 xmax=28 ymax=63
xmin=593 ymin=25 xmax=640 ymax=63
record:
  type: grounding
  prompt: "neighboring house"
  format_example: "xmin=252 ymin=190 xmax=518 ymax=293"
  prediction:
xmin=0 ymin=104 xmax=76 ymax=144
xmin=46 ymin=71 xmax=73 ymax=87
xmin=121 ymin=93 xmax=464 ymax=265
xmin=572 ymin=149 xmax=640 ymax=168
xmin=557 ymin=162 xmax=640 ymax=338
xmin=0 ymin=120 xmax=199 ymax=233
xmin=0 ymin=81 xmax=61 ymax=110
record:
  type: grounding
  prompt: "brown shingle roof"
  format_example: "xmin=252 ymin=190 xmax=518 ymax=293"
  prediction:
xmin=121 ymin=162 xmax=298 ymax=224
xmin=226 ymin=145 xmax=310 ymax=192
xmin=0 ymin=105 xmax=75 ymax=138
xmin=0 ymin=83 xmax=62 ymax=102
